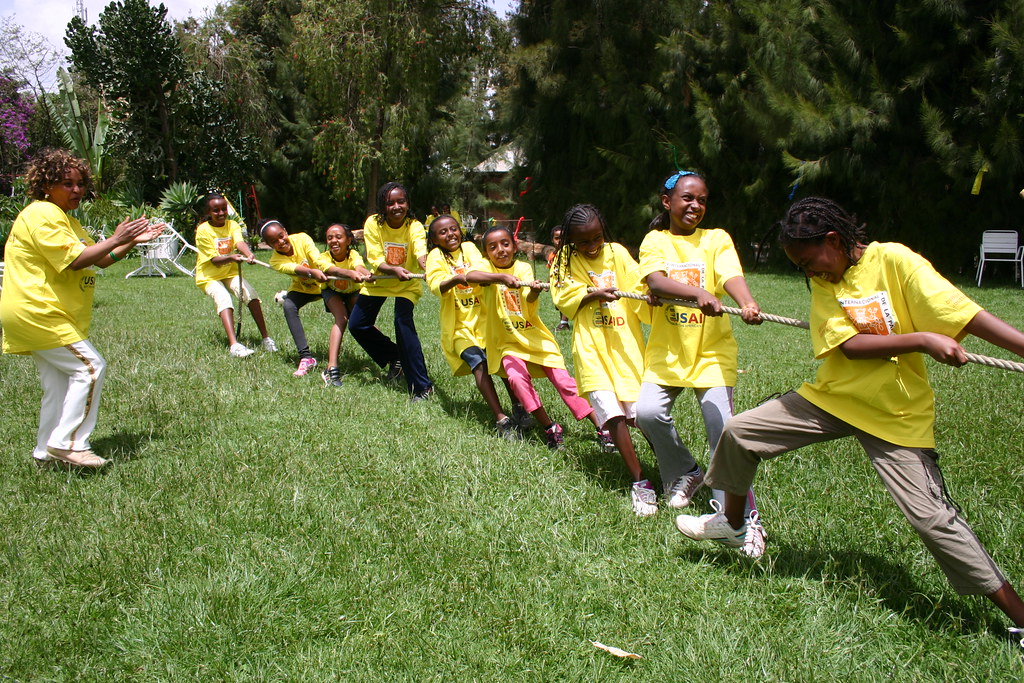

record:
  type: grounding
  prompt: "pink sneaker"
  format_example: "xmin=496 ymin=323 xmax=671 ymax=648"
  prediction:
xmin=293 ymin=357 xmax=317 ymax=377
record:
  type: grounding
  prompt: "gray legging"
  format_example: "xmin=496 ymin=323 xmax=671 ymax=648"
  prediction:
xmin=280 ymin=290 xmax=322 ymax=360
xmin=635 ymin=382 xmax=756 ymax=515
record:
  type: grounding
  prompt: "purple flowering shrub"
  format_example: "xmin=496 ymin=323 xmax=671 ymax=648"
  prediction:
xmin=0 ymin=74 xmax=34 ymax=195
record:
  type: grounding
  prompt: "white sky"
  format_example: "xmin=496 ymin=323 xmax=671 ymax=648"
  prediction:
xmin=0 ymin=0 xmax=515 ymax=91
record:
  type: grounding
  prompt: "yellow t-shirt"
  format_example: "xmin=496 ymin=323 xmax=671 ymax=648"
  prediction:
xmin=426 ymin=242 xmax=487 ymax=376
xmin=476 ymin=259 xmax=565 ymax=376
xmin=194 ymin=219 xmax=245 ymax=288
xmin=796 ymin=242 xmax=982 ymax=448
xmin=550 ymin=243 xmax=646 ymax=399
xmin=0 ymin=201 xmax=94 ymax=354
xmin=315 ymin=248 xmax=366 ymax=295
xmin=639 ymin=227 xmax=744 ymax=388
xmin=362 ymin=215 xmax=426 ymax=303
xmin=269 ymin=232 xmax=324 ymax=295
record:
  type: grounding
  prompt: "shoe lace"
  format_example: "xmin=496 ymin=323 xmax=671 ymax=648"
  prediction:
xmin=670 ymin=471 xmax=699 ymax=496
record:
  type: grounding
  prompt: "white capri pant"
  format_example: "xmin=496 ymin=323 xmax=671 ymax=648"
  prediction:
xmin=588 ymin=390 xmax=636 ymax=428
xmin=31 ymin=340 xmax=107 ymax=460
xmin=203 ymin=276 xmax=261 ymax=314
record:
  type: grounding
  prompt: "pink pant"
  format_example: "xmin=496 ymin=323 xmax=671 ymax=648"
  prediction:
xmin=501 ymin=355 xmax=593 ymax=421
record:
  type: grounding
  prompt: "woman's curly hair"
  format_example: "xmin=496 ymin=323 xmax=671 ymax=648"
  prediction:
xmin=25 ymin=149 xmax=93 ymax=201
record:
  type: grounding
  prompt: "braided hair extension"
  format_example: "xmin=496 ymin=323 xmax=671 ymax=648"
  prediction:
xmin=374 ymin=181 xmax=412 ymax=227
xmin=777 ymin=197 xmax=867 ymax=266
xmin=649 ymin=170 xmax=706 ymax=231
xmin=197 ymin=191 xmax=225 ymax=225
xmin=552 ymin=203 xmax=611 ymax=287
xmin=427 ymin=214 xmax=463 ymax=270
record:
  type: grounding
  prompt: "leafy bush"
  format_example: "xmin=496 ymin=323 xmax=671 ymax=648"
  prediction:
xmin=0 ymin=179 xmax=29 ymax=257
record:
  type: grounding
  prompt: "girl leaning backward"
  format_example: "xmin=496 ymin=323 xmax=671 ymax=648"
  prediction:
xmin=348 ymin=182 xmax=434 ymax=401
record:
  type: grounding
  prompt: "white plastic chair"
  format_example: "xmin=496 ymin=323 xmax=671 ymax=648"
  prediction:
xmin=975 ymin=230 xmax=1023 ymax=287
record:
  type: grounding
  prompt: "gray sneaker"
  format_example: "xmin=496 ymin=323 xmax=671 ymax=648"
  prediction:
xmin=384 ymin=359 xmax=404 ymax=382
xmin=511 ymin=403 xmax=535 ymax=430
xmin=496 ymin=416 xmax=522 ymax=441
xmin=665 ymin=467 xmax=705 ymax=509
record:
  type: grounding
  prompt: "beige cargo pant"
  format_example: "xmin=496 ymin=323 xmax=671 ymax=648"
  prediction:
xmin=706 ymin=391 xmax=1006 ymax=595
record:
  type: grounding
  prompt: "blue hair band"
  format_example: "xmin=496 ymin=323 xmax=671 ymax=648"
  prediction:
xmin=664 ymin=171 xmax=698 ymax=191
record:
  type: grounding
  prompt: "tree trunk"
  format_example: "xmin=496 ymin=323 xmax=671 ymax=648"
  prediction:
xmin=156 ymin=87 xmax=178 ymax=181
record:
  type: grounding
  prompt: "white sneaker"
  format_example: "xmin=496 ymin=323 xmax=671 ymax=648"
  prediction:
xmin=665 ymin=467 xmax=705 ymax=508
xmin=674 ymin=499 xmax=746 ymax=549
xmin=630 ymin=480 xmax=658 ymax=517
xmin=230 ymin=342 xmax=255 ymax=358
xmin=1010 ymin=627 xmax=1024 ymax=660
xmin=261 ymin=337 xmax=278 ymax=352
xmin=740 ymin=510 xmax=766 ymax=559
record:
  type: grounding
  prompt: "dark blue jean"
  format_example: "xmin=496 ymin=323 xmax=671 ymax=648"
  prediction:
xmin=349 ymin=294 xmax=432 ymax=394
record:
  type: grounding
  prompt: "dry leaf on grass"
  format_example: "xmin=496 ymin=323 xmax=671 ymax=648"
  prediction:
xmin=591 ymin=640 xmax=641 ymax=659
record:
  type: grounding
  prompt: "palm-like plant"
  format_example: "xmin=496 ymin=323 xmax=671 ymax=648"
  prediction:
xmin=159 ymin=181 xmax=201 ymax=236
xmin=45 ymin=68 xmax=109 ymax=192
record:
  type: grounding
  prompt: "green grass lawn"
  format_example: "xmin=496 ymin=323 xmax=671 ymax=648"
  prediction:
xmin=2 ymin=257 xmax=1023 ymax=680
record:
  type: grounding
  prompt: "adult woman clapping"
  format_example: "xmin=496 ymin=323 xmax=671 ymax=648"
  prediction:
xmin=0 ymin=149 xmax=164 ymax=469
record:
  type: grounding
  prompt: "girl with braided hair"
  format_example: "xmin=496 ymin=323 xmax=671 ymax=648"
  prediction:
xmin=634 ymin=171 xmax=765 ymax=552
xmin=550 ymin=203 xmax=659 ymax=515
xmin=675 ymin=196 xmax=1024 ymax=633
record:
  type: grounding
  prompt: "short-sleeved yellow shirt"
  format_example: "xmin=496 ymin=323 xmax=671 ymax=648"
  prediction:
xmin=1 ymin=201 xmax=94 ymax=354
xmin=269 ymin=232 xmax=325 ymax=295
xmin=362 ymin=215 xmax=426 ymax=303
xmin=315 ymin=248 xmax=366 ymax=295
xmin=426 ymin=242 xmax=487 ymax=375
xmin=194 ymin=219 xmax=245 ymax=287
xmin=639 ymin=227 xmax=744 ymax=387
xmin=550 ymin=242 xmax=646 ymax=398
xmin=476 ymin=259 xmax=565 ymax=377
xmin=797 ymin=242 xmax=982 ymax=448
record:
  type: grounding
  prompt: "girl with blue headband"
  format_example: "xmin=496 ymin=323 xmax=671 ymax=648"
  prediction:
xmin=634 ymin=171 xmax=766 ymax=556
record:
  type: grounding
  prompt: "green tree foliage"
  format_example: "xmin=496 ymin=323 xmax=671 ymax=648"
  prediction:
xmin=45 ymin=68 xmax=110 ymax=193
xmin=293 ymin=0 xmax=498 ymax=215
xmin=66 ymin=0 xmax=259 ymax=202
xmin=504 ymin=0 xmax=676 ymax=240
xmin=508 ymin=0 xmax=1024 ymax=270
xmin=222 ymin=0 xmax=339 ymax=231
xmin=66 ymin=0 xmax=187 ymax=194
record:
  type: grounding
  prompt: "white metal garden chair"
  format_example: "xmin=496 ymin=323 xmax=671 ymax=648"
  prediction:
xmin=124 ymin=223 xmax=198 ymax=278
xmin=975 ymin=230 xmax=1023 ymax=287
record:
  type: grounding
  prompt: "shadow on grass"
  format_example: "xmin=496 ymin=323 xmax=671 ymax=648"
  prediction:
xmin=673 ymin=541 xmax=998 ymax=635
xmin=92 ymin=430 xmax=165 ymax=463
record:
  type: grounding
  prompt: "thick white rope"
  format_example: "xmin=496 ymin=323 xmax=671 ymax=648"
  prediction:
xmin=249 ymin=258 xmax=422 ymax=282
xmin=580 ymin=286 xmax=1024 ymax=374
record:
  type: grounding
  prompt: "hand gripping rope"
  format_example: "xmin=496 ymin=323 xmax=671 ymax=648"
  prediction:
xmin=248 ymin=258 xmax=424 ymax=282
xmin=582 ymin=286 xmax=1024 ymax=374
